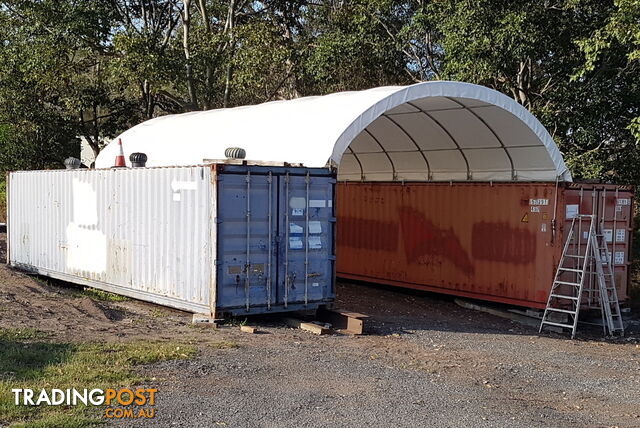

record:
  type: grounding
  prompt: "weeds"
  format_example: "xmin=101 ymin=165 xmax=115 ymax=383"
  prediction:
xmin=0 ymin=327 xmax=196 ymax=427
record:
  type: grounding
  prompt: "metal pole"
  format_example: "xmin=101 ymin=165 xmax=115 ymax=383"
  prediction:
xmin=284 ymin=172 xmax=290 ymax=308
xmin=304 ymin=172 xmax=310 ymax=306
xmin=245 ymin=171 xmax=251 ymax=311
xmin=267 ymin=171 xmax=272 ymax=310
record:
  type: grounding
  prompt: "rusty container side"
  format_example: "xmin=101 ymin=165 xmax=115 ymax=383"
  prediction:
xmin=562 ymin=184 xmax=634 ymax=302
xmin=336 ymin=182 xmax=563 ymax=309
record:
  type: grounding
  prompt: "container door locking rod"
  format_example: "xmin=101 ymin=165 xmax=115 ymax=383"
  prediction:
xmin=267 ymin=171 xmax=272 ymax=310
xmin=245 ymin=171 xmax=251 ymax=312
xmin=304 ymin=172 xmax=310 ymax=306
xmin=284 ymin=172 xmax=290 ymax=308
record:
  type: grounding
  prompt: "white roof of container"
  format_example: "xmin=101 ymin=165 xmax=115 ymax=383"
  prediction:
xmin=96 ymin=81 xmax=572 ymax=182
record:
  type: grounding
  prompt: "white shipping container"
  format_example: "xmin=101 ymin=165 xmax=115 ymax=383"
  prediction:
xmin=7 ymin=164 xmax=336 ymax=316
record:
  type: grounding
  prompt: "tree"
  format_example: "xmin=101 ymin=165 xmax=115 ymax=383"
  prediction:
xmin=421 ymin=0 xmax=640 ymax=183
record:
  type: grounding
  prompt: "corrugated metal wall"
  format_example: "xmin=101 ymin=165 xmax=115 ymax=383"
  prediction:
xmin=336 ymin=182 xmax=561 ymax=308
xmin=336 ymin=182 xmax=634 ymax=309
xmin=8 ymin=166 xmax=214 ymax=313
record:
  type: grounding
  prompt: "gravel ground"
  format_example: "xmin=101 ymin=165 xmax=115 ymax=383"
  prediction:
xmin=113 ymin=282 xmax=640 ymax=428
xmin=1 ymin=233 xmax=638 ymax=428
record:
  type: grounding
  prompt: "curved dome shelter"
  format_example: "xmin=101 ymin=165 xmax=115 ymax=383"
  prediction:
xmin=96 ymin=81 xmax=572 ymax=182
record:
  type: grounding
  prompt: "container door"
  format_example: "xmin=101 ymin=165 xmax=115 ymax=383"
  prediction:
xmin=595 ymin=187 xmax=633 ymax=301
xmin=216 ymin=172 xmax=278 ymax=311
xmin=563 ymin=185 xmax=634 ymax=303
xmin=278 ymin=172 xmax=335 ymax=307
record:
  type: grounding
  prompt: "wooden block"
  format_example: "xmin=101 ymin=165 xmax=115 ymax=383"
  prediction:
xmin=316 ymin=308 xmax=367 ymax=335
xmin=240 ymin=325 xmax=257 ymax=334
xmin=284 ymin=318 xmax=330 ymax=335
xmin=192 ymin=313 xmax=218 ymax=327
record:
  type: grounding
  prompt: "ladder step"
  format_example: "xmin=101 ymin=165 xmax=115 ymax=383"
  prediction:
xmin=550 ymin=294 xmax=579 ymax=301
xmin=565 ymin=255 xmax=586 ymax=259
xmin=541 ymin=321 xmax=575 ymax=329
xmin=545 ymin=308 xmax=578 ymax=315
xmin=559 ymin=267 xmax=583 ymax=273
xmin=554 ymin=280 xmax=581 ymax=287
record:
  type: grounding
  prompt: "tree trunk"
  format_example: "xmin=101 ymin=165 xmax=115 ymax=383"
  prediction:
xmin=182 ymin=0 xmax=198 ymax=110
xmin=197 ymin=0 xmax=213 ymax=109
xmin=223 ymin=0 xmax=237 ymax=108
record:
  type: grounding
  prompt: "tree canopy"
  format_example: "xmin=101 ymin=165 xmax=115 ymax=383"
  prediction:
xmin=0 ymin=0 xmax=638 ymax=183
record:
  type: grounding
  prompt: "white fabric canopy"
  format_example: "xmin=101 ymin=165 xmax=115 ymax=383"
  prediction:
xmin=96 ymin=81 xmax=572 ymax=182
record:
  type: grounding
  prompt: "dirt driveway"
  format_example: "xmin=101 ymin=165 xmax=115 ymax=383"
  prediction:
xmin=1 ymin=253 xmax=639 ymax=427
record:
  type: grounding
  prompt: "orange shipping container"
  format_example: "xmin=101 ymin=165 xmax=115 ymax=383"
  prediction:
xmin=336 ymin=182 xmax=634 ymax=309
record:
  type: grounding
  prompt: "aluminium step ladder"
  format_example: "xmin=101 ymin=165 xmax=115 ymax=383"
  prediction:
xmin=539 ymin=214 xmax=624 ymax=338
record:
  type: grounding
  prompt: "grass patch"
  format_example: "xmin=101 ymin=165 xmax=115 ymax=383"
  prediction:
xmin=0 ymin=328 xmax=196 ymax=427
xmin=76 ymin=288 xmax=129 ymax=302
xmin=0 ymin=328 xmax=48 ymax=341
xmin=149 ymin=308 xmax=167 ymax=318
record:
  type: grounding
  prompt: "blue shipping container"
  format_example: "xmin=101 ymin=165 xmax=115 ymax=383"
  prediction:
xmin=7 ymin=163 xmax=336 ymax=317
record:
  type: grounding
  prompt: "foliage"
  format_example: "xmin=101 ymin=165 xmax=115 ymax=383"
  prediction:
xmin=0 ymin=328 xmax=196 ymax=427
xmin=0 ymin=0 xmax=637 ymax=186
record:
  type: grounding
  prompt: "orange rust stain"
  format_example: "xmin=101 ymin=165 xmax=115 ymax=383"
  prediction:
xmin=471 ymin=222 xmax=536 ymax=264
xmin=398 ymin=206 xmax=474 ymax=275
xmin=337 ymin=216 xmax=399 ymax=252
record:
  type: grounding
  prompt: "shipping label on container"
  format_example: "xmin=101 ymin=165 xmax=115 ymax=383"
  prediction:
xmin=530 ymin=199 xmax=548 ymax=213
xmin=614 ymin=251 xmax=625 ymax=265
xmin=308 ymin=236 xmax=322 ymax=249
xmin=309 ymin=199 xmax=328 ymax=208
xmin=565 ymin=204 xmax=579 ymax=219
xmin=617 ymin=198 xmax=631 ymax=205
xmin=529 ymin=199 xmax=549 ymax=205
xmin=616 ymin=229 xmax=626 ymax=242
xmin=309 ymin=221 xmax=322 ymax=234
xmin=603 ymin=229 xmax=613 ymax=243
xmin=290 ymin=223 xmax=303 ymax=234
xmin=600 ymin=252 xmax=612 ymax=265
xmin=289 ymin=236 xmax=303 ymax=249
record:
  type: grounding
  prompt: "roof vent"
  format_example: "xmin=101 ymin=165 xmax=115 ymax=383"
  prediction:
xmin=64 ymin=157 xmax=81 ymax=170
xmin=225 ymin=147 xmax=246 ymax=160
xmin=130 ymin=152 xmax=148 ymax=168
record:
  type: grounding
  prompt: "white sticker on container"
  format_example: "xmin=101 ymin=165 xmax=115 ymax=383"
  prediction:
xmin=289 ymin=223 xmax=303 ymax=234
xmin=312 ymin=282 xmax=319 ymax=287
xmin=541 ymin=223 xmax=547 ymax=232
xmin=309 ymin=200 xmax=326 ymax=208
xmin=292 ymin=208 xmax=304 ymax=216
xmin=290 ymin=197 xmax=306 ymax=209
xmin=583 ymin=231 xmax=589 ymax=240
xmin=616 ymin=205 xmax=622 ymax=212
xmin=289 ymin=237 xmax=303 ymax=249
xmin=172 ymin=193 xmax=181 ymax=201
xmin=617 ymin=198 xmax=631 ymax=205
xmin=614 ymin=251 xmax=625 ymax=265
xmin=309 ymin=221 xmax=322 ymax=234
xmin=603 ymin=229 xmax=613 ymax=243
xmin=565 ymin=204 xmax=579 ymax=219
xmin=308 ymin=236 xmax=322 ymax=249
xmin=616 ymin=229 xmax=626 ymax=242
xmin=530 ymin=199 xmax=549 ymax=206
xmin=531 ymin=206 xmax=540 ymax=213
xmin=171 ymin=180 xmax=197 ymax=191
xmin=328 ymin=200 xmax=333 ymax=208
